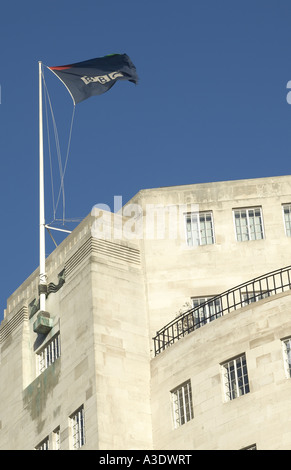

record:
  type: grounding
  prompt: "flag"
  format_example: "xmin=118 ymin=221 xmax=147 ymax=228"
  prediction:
xmin=48 ymin=53 xmax=138 ymax=104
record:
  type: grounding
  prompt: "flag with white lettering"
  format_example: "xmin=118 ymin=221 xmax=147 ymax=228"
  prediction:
xmin=48 ymin=54 xmax=138 ymax=104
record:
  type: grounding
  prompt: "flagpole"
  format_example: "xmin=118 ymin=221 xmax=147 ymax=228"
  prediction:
xmin=39 ymin=61 xmax=47 ymax=311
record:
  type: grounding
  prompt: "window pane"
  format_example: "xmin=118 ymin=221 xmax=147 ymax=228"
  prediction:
xmin=35 ymin=436 xmax=49 ymax=450
xmin=242 ymin=291 xmax=269 ymax=306
xmin=234 ymin=208 xmax=263 ymax=242
xmin=186 ymin=212 xmax=214 ymax=246
xmin=234 ymin=210 xmax=249 ymax=241
xmin=71 ymin=406 xmax=85 ymax=449
xmin=222 ymin=354 xmax=249 ymax=401
xmin=283 ymin=205 xmax=291 ymax=237
xmin=171 ymin=380 xmax=193 ymax=428
xmin=191 ymin=214 xmax=200 ymax=246
xmin=53 ymin=427 xmax=60 ymax=450
xmin=283 ymin=338 xmax=291 ymax=378
xmin=38 ymin=334 xmax=61 ymax=375
xmin=192 ymin=297 xmax=222 ymax=327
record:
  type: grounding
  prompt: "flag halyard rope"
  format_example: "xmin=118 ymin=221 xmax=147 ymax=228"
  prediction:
xmin=41 ymin=67 xmax=76 ymax=227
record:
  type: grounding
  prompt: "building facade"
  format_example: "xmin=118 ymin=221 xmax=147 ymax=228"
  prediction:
xmin=0 ymin=175 xmax=291 ymax=449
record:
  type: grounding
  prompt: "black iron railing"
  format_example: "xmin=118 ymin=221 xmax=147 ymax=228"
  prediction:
xmin=153 ymin=265 xmax=291 ymax=356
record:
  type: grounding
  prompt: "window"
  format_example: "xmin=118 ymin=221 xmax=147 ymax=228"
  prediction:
xmin=70 ymin=406 xmax=85 ymax=449
xmin=222 ymin=354 xmax=250 ymax=401
xmin=35 ymin=436 xmax=49 ymax=450
xmin=171 ymin=380 xmax=193 ymax=428
xmin=185 ymin=212 xmax=215 ymax=246
xmin=283 ymin=204 xmax=291 ymax=236
xmin=233 ymin=207 xmax=264 ymax=241
xmin=38 ymin=333 xmax=61 ymax=374
xmin=282 ymin=338 xmax=291 ymax=378
xmin=241 ymin=444 xmax=257 ymax=450
xmin=192 ymin=297 xmax=222 ymax=327
xmin=53 ymin=427 xmax=60 ymax=450
xmin=242 ymin=291 xmax=270 ymax=306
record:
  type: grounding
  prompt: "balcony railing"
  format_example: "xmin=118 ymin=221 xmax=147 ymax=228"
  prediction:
xmin=153 ymin=265 xmax=291 ymax=356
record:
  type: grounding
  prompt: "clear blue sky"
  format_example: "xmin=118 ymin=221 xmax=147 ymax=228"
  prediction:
xmin=1 ymin=0 xmax=291 ymax=319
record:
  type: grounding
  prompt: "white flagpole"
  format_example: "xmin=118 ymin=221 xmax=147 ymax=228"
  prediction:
xmin=39 ymin=61 xmax=47 ymax=311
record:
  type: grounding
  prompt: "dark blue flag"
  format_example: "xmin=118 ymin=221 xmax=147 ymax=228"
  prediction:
xmin=48 ymin=54 xmax=138 ymax=104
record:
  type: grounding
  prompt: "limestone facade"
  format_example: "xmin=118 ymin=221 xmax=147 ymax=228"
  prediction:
xmin=0 ymin=175 xmax=291 ymax=449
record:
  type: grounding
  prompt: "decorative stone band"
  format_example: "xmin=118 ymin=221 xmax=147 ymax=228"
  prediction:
xmin=0 ymin=306 xmax=28 ymax=344
xmin=65 ymin=237 xmax=141 ymax=277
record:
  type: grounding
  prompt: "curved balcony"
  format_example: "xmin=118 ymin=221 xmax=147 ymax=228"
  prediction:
xmin=153 ymin=264 xmax=291 ymax=356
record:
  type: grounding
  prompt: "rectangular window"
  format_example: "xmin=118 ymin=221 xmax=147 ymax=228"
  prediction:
xmin=35 ymin=436 xmax=49 ymax=450
xmin=185 ymin=212 xmax=215 ymax=246
xmin=70 ymin=406 xmax=85 ymax=449
xmin=53 ymin=427 xmax=60 ymax=450
xmin=282 ymin=338 xmax=291 ymax=378
xmin=192 ymin=297 xmax=222 ymax=327
xmin=222 ymin=354 xmax=250 ymax=401
xmin=283 ymin=204 xmax=291 ymax=236
xmin=242 ymin=291 xmax=270 ymax=306
xmin=38 ymin=333 xmax=61 ymax=374
xmin=171 ymin=380 xmax=194 ymax=428
xmin=233 ymin=207 xmax=264 ymax=241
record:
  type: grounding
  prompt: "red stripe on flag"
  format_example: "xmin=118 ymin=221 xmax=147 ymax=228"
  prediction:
xmin=49 ymin=65 xmax=72 ymax=70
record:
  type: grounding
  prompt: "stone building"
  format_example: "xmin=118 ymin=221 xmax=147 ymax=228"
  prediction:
xmin=0 ymin=175 xmax=291 ymax=450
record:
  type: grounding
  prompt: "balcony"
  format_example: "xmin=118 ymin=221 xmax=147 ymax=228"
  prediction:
xmin=153 ymin=265 xmax=291 ymax=356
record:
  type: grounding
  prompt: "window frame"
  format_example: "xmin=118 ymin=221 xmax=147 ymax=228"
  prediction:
xmin=185 ymin=211 xmax=215 ymax=247
xmin=241 ymin=444 xmax=257 ymax=450
xmin=191 ymin=296 xmax=222 ymax=327
xmin=242 ymin=290 xmax=270 ymax=306
xmin=52 ymin=427 xmax=61 ymax=450
xmin=171 ymin=380 xmax=194 ymax=429
xmin=233 ymin=207 xmax=264 ymax=242
xmin=282 ymin=337 xmax=291 ymax=378
xmin=70 ymin=405 xmax=85 ymax=449
xmin=37 ymin=333 xmax=61 ymax=375
xmin=35 ymin=436 xmax=50 ymax=450
xmin=282 ymin=204 xmax=291 ymax=237
xmin=221 ymin=354 xmax=250 ymax=401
